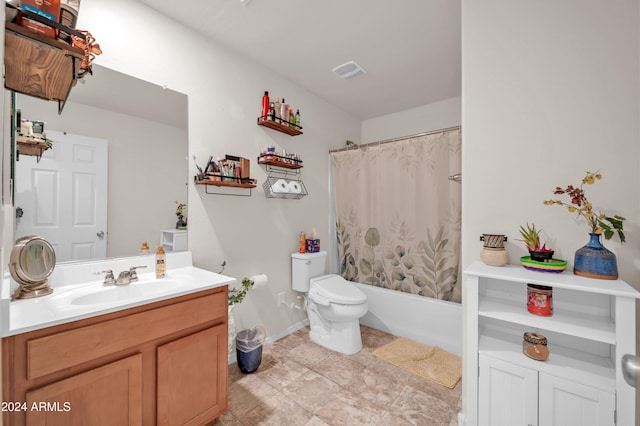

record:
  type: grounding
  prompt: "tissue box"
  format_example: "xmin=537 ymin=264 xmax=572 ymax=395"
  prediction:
xmin=305 ymin=239 xmax=320 ymax=253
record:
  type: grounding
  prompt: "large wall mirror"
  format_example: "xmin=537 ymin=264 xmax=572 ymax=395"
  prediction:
xmin=13 ymin=65 xmax=188 ymax=263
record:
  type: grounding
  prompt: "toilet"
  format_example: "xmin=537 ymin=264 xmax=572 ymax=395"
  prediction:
xmin=291 ymin=251 xmax=368 ymax=355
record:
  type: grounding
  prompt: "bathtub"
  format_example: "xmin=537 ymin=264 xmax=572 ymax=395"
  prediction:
xmin=353 ymin=282 xmax=462 ymax=356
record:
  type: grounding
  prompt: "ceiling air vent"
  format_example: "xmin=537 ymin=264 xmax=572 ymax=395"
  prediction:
xmin=332 ymin=61 xmax=366 ymax=79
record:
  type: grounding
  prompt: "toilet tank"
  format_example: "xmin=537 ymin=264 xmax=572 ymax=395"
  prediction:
xmin=291 ymin=251 xmax=327 ymax=292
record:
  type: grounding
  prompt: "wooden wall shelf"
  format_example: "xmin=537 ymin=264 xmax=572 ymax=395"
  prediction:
xmin=257 ymin=117 xmax=303 ymax=136
xmin=4 ymin=22 xmax=83 ymax=113
xmin=195 ymin=180 xmax=256 ymax=189
xmin=194 ymin=177 xmax=256 ymax=196
xmin=257 ymin=156 xmax=303 ymax=170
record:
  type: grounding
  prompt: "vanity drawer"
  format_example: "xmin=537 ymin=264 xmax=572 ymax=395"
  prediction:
xmin=26 ymin=291 xmax=226 ymax=380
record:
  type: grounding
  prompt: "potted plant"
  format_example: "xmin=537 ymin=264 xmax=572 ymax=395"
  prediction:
xmin=175 ymin=201 xmax=187 ymax=229
xmin=219 ymin=261 xmax=256 ymax=358
xmin=544 ymin=170 xmax=626 ymax=279
xmin=519 ymin=223 xmax=554 ymax=262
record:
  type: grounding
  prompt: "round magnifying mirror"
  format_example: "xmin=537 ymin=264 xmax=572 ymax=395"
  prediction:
xmin=9 ymin=235 xmax=56 ymax=299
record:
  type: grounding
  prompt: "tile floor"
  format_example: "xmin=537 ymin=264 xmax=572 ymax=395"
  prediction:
xmin=216 ymin=325 xmax=461 ymax=425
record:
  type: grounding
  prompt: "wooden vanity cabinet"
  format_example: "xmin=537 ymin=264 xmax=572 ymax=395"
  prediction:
xmin=2 ymin=287 xmax=228 ymax=426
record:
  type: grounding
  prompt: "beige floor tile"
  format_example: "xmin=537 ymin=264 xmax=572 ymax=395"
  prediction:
xmin=224 ymin=326 xmax=462 ymax=426
xmin=314 ymin=388 xmax=387 ymax=425
xmin=281 ymin=369 xmax=341 ymax=414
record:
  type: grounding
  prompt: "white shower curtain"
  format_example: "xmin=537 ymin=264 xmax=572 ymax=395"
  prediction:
xmin=330 ymin=129 xmax=461 ymax=303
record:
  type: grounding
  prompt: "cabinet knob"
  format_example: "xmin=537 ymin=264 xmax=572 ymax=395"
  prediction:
xmin=622 ymin=354 xmax=640 ymax=388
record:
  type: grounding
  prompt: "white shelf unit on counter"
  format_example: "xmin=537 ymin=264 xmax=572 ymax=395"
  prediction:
xmin=462 ymin=262 xmax=639 ymax=426
xmin=160 ymin=229 xmax=187 ymax=252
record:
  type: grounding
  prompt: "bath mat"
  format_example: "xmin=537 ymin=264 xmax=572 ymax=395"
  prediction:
xmin=372 ymin=337 xmax=461 ymax=389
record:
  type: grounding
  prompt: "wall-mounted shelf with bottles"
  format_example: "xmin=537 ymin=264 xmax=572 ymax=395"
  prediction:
xmin=258 ymin=154 xmax=307 ymax=199
xmin=257 ymin=116 xmax=303 ymax=136
xmin=257 ymin=154 xmax=303 ymax=171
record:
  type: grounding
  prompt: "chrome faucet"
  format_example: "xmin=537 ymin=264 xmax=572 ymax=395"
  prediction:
xmin=98 ymin=270 xmax=115 ymax=286
xmin=98 ymin=266 xmax=147 ymax=286
xmin=127 ymin=265 xmax=147 ymax=282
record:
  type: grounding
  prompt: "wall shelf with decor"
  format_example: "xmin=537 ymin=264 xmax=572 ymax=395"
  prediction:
xmin=257 ymin=116 xmax=303 ymax=136
xmin=258 ymin=154 xmax=307 ymax=199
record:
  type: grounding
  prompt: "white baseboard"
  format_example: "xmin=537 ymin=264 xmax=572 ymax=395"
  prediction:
xmin=457 ymin=412 xmax=465 ymax=425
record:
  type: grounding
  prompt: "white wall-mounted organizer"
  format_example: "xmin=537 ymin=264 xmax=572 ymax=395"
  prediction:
xmin=258 ymin=154 xmax=307 ymax=199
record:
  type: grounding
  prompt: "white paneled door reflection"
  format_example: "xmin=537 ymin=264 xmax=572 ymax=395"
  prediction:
xmin=15 ymin=130 xmax=108 ymax=262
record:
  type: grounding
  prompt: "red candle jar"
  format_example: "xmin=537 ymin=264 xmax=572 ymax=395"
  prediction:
xmin=527 ymin=284 xmax=553 ymax=316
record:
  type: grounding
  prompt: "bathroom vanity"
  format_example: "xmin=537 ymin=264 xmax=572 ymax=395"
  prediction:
xmin=1 ymin=251 xmax=232 ymax=425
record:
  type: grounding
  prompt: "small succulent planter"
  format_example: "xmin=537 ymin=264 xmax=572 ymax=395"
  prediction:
xmin=529 ymin=250 xmax=554 ymax=263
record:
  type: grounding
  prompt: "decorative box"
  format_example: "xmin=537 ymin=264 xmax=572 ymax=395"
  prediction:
xmin=305 ymin=239 xmax=320 ymax=253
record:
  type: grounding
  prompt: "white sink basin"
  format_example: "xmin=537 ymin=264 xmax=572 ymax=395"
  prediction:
xmin=70 ymin=279 xmax=183 ymax=306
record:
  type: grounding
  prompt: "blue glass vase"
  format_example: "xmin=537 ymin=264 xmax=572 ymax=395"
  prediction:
xmin=573 ymin=233 xmax=618 ymax=280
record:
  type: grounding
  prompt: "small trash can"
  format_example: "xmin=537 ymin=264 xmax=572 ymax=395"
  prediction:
xmin=236 ymin=326 xmax=266 ymax=374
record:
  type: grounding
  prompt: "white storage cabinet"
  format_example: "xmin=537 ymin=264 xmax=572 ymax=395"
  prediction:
xmin=463 ymin=262 xmax=639 ymax=426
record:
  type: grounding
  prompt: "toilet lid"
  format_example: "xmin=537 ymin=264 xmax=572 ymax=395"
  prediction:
xmin=311 ymin=275 xmax=367 ymax=305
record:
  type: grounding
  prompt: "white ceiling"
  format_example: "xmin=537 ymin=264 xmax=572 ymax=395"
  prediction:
xmin=137 ymin=0 xmax=461 ymax=120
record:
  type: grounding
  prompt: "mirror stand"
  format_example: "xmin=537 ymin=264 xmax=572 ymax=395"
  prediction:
xmin=9 ymin=236 xmax=56 ymax=300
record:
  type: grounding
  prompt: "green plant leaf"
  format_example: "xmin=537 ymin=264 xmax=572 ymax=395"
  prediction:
xmin=360 ymin=258 xmax=372 ymax=275
xmin=364 ymin=228 xmax=380 ymax=246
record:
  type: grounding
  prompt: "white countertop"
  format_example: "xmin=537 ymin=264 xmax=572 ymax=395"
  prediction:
xmin=1 ymin=251 xmax=235 ymax=337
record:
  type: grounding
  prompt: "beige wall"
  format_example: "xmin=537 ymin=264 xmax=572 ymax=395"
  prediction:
xmin=462 ymin=1 xmax=639 ymax=283
xmin=73 ymin=0 xmax=361 ymax=337
xmin=462 ymin=0 xmax=639 ymax=419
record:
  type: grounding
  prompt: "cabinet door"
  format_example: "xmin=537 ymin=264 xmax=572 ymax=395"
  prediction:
xmin=157 ymin=324 xmax=227 ymax=426
xmin=25 ymin=354 xmax=143 ymax=426
xmin=538 ymin=373 xmax=615 ymax=426
xmin=479 ymin=355 xmax=538 ymax=426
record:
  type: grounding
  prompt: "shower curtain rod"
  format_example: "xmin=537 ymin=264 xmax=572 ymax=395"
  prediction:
xmin=329 ymin=125 xmax=461 ymax=153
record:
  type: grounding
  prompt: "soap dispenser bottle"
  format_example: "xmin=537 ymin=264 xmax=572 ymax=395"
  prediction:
xmin=155 ymin=245 xmax=166 ymax=278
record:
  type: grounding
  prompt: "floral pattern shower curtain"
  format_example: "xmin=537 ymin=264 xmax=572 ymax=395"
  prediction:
xmin=330 ymin=129 xmax=462 ymax=303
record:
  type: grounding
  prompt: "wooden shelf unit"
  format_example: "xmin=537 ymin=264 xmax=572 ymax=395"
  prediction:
xmin=194 ymin=177 xmax=256 ymax=196
xmin=4 ymin=22 xmax=83 ymax=113
xmin=194 ymin=179 xmax=256 ymax=189
xmin=257 ymin=117 xmax=303 ymax=136
xmin=257 ymin=156 xmax=303 ymax=170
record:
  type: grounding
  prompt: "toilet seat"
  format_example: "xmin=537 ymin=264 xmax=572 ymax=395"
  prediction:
xmin=310 ymin=275 xmax=367 ymax=305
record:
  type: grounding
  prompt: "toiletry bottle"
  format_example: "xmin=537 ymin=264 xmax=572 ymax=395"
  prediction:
xmin=261 ymin=91 xmax=270 ymax=121
xmin=280 ymin=98 xmax=288 ymax=124
xmin=299 ymin=232 xmax=306 ymax=254
xmin=295 ymin=109 xmax=301 ymax=128
xmin=155 ymin=245 xmax=166 ymax=278
xmin=289 ymin=107 xmax=296 ymax=128
xmin=140 ymin=241 xmax=150 ymax=255
xmin=274 ymin=97 xmax=281 ymax=123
